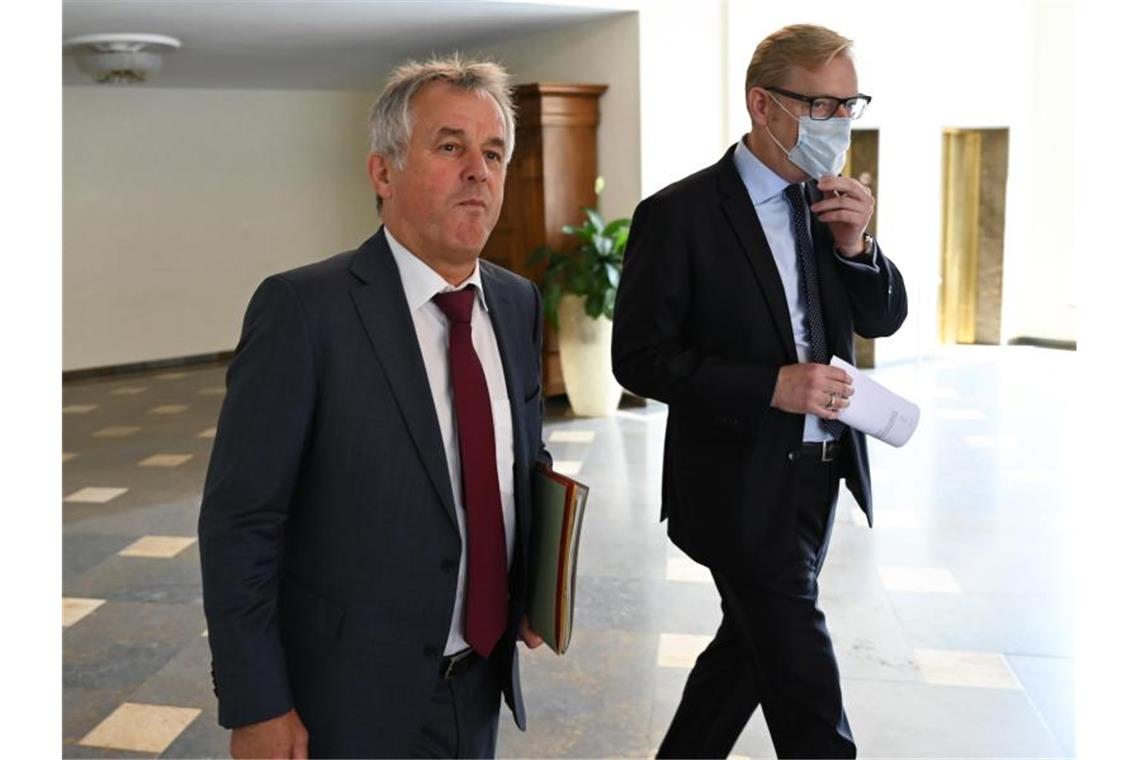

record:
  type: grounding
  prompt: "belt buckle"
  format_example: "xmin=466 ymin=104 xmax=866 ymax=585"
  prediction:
xmin=821 ymin=440 xmax=838 ymax=462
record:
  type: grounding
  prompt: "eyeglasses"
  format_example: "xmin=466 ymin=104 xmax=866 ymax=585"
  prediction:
xmin=766 ymin=86 xmax=872 ymax=120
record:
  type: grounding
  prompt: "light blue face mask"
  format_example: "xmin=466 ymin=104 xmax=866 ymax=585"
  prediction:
xmin=765 ymin=93 xmax=851 ymax=180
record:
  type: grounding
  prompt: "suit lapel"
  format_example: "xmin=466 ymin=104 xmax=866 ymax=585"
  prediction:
xmin=480 ymin=263 xmax=526 ymax=444
xmin=480 ymin=262 xmax=532 ymax=583
xmin=716 ymin=148 xmax=798 ymax=362
xmin=348 ymin=229 xmax=458 ymax=530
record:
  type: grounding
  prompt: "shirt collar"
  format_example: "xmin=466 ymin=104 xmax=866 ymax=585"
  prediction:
xmin=384 ymin=226 xmax=489 ymax=314
xmin=732 ymin=136 xmax=793 ymax=206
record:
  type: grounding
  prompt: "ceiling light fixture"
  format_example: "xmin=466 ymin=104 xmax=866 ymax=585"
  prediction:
xmin=63 ymin=33 xmax=182 ymax=84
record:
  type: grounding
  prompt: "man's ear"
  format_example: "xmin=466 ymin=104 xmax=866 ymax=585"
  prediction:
xmin=367 ymin=152 xmax=396 ymax=201
xmin=747 ymin=87 xmax=770 ymax=127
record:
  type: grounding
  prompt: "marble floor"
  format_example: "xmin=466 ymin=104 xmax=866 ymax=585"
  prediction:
xmin=63 ymin=345 xmax=1075 ymax=758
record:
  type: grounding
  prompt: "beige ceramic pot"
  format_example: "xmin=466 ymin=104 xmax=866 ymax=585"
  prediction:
xmin=556 ymin=294 xmax=623 ymax=417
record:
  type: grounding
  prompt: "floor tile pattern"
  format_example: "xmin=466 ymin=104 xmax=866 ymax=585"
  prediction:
xmin=63 ymin=347 xmax=1075 ymax=757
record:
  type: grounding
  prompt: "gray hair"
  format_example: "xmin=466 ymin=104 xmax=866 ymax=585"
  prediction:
xmin=369 ymin=54 xmax=516 ymax=168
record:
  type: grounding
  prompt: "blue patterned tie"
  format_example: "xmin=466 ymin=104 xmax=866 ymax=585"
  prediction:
xmin=784 ymin=183 xmax=845 ymax=439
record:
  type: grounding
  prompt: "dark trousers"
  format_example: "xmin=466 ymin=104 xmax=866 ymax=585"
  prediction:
xmin=409 ymin=653 xmax=502 ymax=759
xmin=658 ymin=454 xmax=856 ymax=759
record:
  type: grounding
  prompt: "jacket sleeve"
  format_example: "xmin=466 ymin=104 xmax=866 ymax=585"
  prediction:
xmin=198 ymin=275 xmax=317 ymax=728
xmin=612 ymin=194 xmax=780 ymax=424
xmin=833 ymin=239 xmax=908 ymax=339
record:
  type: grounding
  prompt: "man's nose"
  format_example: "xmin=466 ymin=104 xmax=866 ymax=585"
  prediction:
xmin=463 ymin=152 xmax=489 ymax=182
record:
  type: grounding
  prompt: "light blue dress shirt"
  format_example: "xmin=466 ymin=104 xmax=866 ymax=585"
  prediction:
xmin=731 ymin=139 xmax=877 ymax=442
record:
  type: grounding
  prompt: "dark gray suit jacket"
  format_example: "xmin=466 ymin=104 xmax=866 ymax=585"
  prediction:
xmin=199 ymin=227 xmax=549 ymax=757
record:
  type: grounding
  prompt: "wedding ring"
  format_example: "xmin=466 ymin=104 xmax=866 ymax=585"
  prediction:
xmin=827 ymin=393 xmax=837 ymax=411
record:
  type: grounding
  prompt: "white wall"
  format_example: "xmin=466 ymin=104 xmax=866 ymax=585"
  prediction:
xmin=64 ymin=86 xmax=378 ymax=371
xmin=635 ymin=1 xmax=728 ymax=197
xmin=485 ymin=12 xmax=642 ymax=222
xmin=1007 ymin=0 xmax=1075 ymax=343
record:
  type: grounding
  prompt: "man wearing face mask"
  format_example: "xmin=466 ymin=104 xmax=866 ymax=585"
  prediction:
xmin=612 ymin=24 xmax=907 ymax=759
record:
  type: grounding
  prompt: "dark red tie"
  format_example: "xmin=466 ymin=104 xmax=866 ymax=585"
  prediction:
xmin=432 ymin=286 xmax=508 ymax=657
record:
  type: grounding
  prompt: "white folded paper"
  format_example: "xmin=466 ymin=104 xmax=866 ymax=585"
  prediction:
xmin=829 ymin=357 xmax=920 ymax=447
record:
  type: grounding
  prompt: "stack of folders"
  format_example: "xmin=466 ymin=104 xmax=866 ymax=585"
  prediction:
xmin=528 ymin=462 xmax=589 ymax=655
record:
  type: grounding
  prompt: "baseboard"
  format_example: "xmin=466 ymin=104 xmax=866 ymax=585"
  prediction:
xmin=1007 ymin=337 xmax=1077 ymax=351
xmin=63 ymin=351 xmax=234 ymax=383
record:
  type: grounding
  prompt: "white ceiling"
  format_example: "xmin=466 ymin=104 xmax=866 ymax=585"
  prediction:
xmin=62 ymin=0 xmax=634 ymax=90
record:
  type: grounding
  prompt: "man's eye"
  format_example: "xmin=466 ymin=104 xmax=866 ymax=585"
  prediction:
xmin=485 ymin=151 xmax=502 ymax=163
xmin=441 ymin=143 xmax=458 ymax=153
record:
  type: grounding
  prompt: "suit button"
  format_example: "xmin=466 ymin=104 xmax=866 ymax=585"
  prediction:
xmin=441 ymin=558 xmax=457 ymax=573
xmin=423 ymin=645 xmax=439 ymax=659
xmin=787 ymin=451 xmax=797 ymax=461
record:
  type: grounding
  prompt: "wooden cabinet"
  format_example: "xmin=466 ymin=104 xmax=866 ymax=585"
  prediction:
xmin=482 ymin=83 xmax=608 ymax=396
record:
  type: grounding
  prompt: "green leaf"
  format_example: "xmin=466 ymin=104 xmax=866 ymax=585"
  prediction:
xmin=539 ymin=206 xmax=631 ymax=319
xmin=603 ymin=287 xmax=617 ymax=319
xmin=585 ymin=291 xmax=604 ymax=319
xmin=528 ymin=245 xmax=552 ymax=266
xmin=602 ymin=218 xmax=629 ymax=238
xmin=543 ymin=281 xmax=562 ymax=329
xmin=584 ymin=207 xmax=605 ymax=234
xmin=611 ymin=226 xmax=629 ymax=255
xmin=569 ymin=271 xmax=591 ymax=296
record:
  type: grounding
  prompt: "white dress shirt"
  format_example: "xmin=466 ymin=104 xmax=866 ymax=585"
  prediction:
xmin=731 ymin=139 xmax=878 ymax=442
xmin=385 ymin=227 xmax=516 ymax=656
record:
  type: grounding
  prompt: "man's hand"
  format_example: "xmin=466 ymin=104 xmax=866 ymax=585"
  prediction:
xmin=518 ymin=615 xmax=544 ymax=650
xmin=811 ymin=175 xmax=875 ymax=257
xmin=771 ymin=363 xmax=853 ymax=420
xmin=231 ymin=708 xmax=308 ymax=759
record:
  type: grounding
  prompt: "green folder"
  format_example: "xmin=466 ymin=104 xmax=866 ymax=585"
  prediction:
xmin=528 ymin=462 xmax=589 ymax=654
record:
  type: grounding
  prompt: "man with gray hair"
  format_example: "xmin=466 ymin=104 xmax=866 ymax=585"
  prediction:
xmin=199 ymin=54 xmax=550 ymax=758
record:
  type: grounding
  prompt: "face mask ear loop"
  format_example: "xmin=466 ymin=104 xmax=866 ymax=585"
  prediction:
xmin=762 ymin=90 xmax=797 ymax=159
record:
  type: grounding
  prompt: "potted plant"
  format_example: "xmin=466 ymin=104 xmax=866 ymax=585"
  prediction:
xmin=530 ymin=193 xmax=630 ymax=417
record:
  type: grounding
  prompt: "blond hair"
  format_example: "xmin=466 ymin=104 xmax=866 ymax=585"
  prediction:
xmin=744 ymin=24 xmax=854 ymax=93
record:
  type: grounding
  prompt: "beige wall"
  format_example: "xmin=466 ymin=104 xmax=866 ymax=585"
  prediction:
xmin=486 ymin=12 xmax=642 ymax=223
xmin=64 ymin=2 xmax=1075 ymax=371
xmin=64 ymin=86 xmax=378 ymax=371
xmin=488 ymin=4 xmax=727 ymax=219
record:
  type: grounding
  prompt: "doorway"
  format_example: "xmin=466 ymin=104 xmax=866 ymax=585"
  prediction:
xmin=940 ymin=128 xmax=1010 ymax=344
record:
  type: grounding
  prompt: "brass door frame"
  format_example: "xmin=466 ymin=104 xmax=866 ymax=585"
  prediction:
xmin=845 ymin=129 xmax=879 ymax=367
xmin=940 ymin=129 xmax=982 ymax=345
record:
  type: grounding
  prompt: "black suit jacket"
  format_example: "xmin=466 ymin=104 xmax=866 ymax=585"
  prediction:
xmin=198 ymin=227 xmax=549 ymax=757
xmin=612 ymin=146 xmax=907 ymax=578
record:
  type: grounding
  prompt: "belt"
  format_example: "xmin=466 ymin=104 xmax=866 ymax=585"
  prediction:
xmin=439 ymin=647 xmax=479 ymax=680
xmin=789 ymin=438 xmax=842 ymax=463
